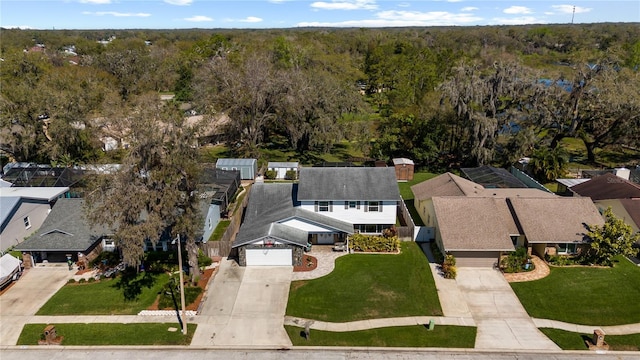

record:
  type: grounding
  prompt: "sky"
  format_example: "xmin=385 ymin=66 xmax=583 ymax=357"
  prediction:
xmin=1 ymin=0 xmax=639 ymax=30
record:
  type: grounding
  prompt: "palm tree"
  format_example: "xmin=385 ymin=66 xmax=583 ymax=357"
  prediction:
xmin=529 ymin=146 xmax=569 ymax=182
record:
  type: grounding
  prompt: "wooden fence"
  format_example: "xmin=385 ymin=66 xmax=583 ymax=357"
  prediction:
xmin=396 ymin=197 xmax=415 ymax=241
xmin=203 ymin=185 xmax=251 ymax=258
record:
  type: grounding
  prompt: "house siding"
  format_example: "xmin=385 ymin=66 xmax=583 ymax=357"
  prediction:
xmin=298 ymin=200 xmax=397 ymax=227
xmin=0 ymin=200 xmax=51 ymax=251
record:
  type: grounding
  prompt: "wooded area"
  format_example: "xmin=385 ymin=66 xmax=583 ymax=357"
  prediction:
xmin=2 ymin=24 xmax=639 ymax=172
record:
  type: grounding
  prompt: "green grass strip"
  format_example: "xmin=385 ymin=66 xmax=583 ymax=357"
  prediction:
xmin=18 ymin=323 xmax=195 ymax=346
xmin=540 ymin=328 xmax=640 ymax=351
xmin=285 ymin=325 xmax=476 ymax=348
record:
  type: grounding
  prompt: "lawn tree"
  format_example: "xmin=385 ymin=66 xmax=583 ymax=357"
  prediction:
xmin=586 ymin=207 xmax=639 ymax=266
xmin=85 ymin=94 xmax=203 ymax=281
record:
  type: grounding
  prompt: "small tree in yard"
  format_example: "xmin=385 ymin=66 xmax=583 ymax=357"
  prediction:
xmin=441 ymin=254 xmax=457 ymax=279
xmin=586 ymin=207 xmax=639 ymax=266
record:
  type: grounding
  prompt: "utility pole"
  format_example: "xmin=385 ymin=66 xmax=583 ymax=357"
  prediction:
xmin=571 ymin=6 xmax=575 ymax=24
xmin=175 ymin=234 xmax=187 ymax=335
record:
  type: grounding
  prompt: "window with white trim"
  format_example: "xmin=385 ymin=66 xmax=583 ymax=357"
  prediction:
xmin=24 ymin=216 xmax=31 ymax=229
xmin=348 ymin=201 xmax=357 ymax=208
xmin=368 ymin=201 xmax=380 ymax=212
xmin=557 ymin=243 xmax=577 ymax=255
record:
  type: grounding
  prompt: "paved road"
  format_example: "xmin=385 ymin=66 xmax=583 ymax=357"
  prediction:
xmin=456 ymin=267 xmax=560 ymax=350
xmin=0 ymin=265 xmax=75 ymax=346
xmin=191 ymin=259 xmax=292 ymax=347
xmin=1 ymin=347 xmax=637 ymax=360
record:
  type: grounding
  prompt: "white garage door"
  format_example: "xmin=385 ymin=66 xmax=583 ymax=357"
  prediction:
xmin=315 ymin=233 xmax=334 ymax=245
xmin=245 ymin=248 xmax=292 ymax=266
xmin=451 ymin=251 xmax=500 ymax=267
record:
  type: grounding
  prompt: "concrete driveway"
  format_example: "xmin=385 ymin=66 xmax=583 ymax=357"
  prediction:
xmin=0 ymin=265 xmax=75 ymax=345
xmin=192 ymin=259 xmax=292 ymax=347
xmin=456 ymin=267 xmax=560 ymax=350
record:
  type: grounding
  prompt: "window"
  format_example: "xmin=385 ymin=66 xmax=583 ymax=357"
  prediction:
xmin=368 ymin=201 xmax=380 ymax=212
xmin=349 ymin=201 xmax=357 ymax=208
xmin=557 ymin=243 xmax=577 ymax=255
xmin=318 ymin=201 xmax=330 ymax=212
xmin=23 ymin=216 xmax=31 ymax=229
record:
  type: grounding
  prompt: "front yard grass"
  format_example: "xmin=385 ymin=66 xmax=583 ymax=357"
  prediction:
xmin=286 ymin=242 xmax=442 ymax=322
xmin=37 ymin=272 xmax=169 ymax=315
xmin=18 ymin=323 xmax=195 ymax=345
xmin=510 ymin=256 xmax=640 ymax=325
xmin=540 ymin=328 xmax=640 ymax=351
xmin=285 ymin=325 xmax=476 ymax=348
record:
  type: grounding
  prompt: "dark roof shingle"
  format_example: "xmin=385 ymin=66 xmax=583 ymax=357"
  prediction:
xmin=297 ymin=167 xmax=400 ymax=201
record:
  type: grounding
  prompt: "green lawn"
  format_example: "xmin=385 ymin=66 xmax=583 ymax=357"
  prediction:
xmin=285 ymin=325 xmax=476 ymax=348
xmin=397 ymin=171 xmax=439 ymax=226
xmin=18 ymin=323 xmax=195 ymax=345
xmin=37 ymin=272 xmax=169 ymax=315
xmin=510 ymin=256 xmax=640 ymax=325
xmin=286 ymin=242 xmax=441 ymax=322
xmin=540 ymin=328 xmax=640 ymax=351
xmin=208 ymin=220 xmax=231 ymax=242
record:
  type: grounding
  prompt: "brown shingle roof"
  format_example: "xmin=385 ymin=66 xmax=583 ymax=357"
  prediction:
xmin=411 ymin=172 xmax=484 ymax=200
xmin=570 ymin=173 xmax=640 ymax=200
xmin=509 ymin=197 xmax=605 ymax=244
xmin=432 ymin=197 xmax=517 ymax=251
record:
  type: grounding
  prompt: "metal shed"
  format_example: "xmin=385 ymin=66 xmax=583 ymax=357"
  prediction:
xmin=215 ymin=158 xmax=257 ymax=180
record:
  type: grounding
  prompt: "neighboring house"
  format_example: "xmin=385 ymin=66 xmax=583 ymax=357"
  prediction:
xmin=232 ymin=167 xmax=401 ymax=266
xmin=216 ymin=158 xmax=257 ymax=180
xmin=568 ymin=173 xmax=640 ymax=200
xmin=595 ymin=199 xmax=640 ymax=236
xmin=509 ymin=197 xmax=605 ymax=258
xmin=199 ymin=167 xmax=241 ymax=215
xmin=267 ymin=162 xmax=299 ymax=180
xmin=411 ymin=172 xmax=609 ymax=267
xmin=14 ymin=198 xmax=110 ymax=263
xmin=392 ymin=158 xmax=414 ymax=181
xmin=556 ymin=178 xmax=590 ymax=195
xmin=199 ymin=201 xmax=221 ymax=244
xmin=0 ymin=187 xmax=69 ymax=252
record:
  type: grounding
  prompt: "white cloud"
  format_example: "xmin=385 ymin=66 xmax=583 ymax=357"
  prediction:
xmin=268 ymin=0 xmax=289 ymax=3
xmin=2 ymin=25 xmax=36 ymax=29
xmin=552 ymin=5 xmax=592 ymax=14
xmin=461 ymin=7 xmax=478 ymax=12
xmin=298 ymin=10 xmax=482 ymax=27
xmin=311 ymin=0 xmax=378 ymax=11
xmin=79 ymin=0 xmax=111 ymax=4
xmin=239 ymin=16 xmax=263 ymax=23
xmin=82 ymin=11 xmax=151 ymax=17
xmin=397 ymin=2 xmax=410 ymax=7
xmin=503 ymin=6 xmax=533 ymax=15
xmin=184 ymin=15 xmax=213 ymax=22
xmin=490 ymin=16 xmax=546 ymax=25
xmin=164 ymin=0 xmax=193 ymax=5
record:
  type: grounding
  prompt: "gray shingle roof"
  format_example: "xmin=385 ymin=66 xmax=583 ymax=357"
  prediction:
xmin=297 ymin=167 xmax=400 ymax=201
xmin=411 ymin=172 xmax=484 ymax=200
xmin=233 ymin=183 xmax=353 ymax=248
xmin=433 ymin=197 xmax=517 ymax=251
xmin=15 ymin=198 xmax=109 ymax=252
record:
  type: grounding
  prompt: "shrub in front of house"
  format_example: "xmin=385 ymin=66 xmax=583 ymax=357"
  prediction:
xmin=501 ymin=247 xmax=532 ymax=273
xmin=349 ymin=233 xmax=400 ymax=252
xmin=441 ymin=254 xmax=457 ymax=279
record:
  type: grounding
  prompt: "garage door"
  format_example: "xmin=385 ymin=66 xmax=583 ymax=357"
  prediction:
xmin=451 ymin=251 xmax=499 ymax=267
xmin=315 ymin=233 xmax=334 ymax=245
xmin=245 ymin=248 xmax=292 ymax=266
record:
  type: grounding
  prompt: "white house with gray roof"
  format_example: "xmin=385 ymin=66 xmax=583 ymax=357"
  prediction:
xmin=232 ymin=167 xmax=401 ymax=266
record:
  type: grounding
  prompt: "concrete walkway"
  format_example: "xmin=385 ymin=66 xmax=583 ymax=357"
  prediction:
xmin=532 ymin=318 xmax=640 ymax=335
xmin=284 ymin=315 xmax=474 ymax=332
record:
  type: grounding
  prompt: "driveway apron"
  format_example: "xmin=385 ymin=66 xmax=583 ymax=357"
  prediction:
xmin=456 ymin=267 xmax=560 ymax=350
xmin=0 ymin=265 xmax=75 ymax=345
xmin=192 ymin=259 xmax=292 ymax=347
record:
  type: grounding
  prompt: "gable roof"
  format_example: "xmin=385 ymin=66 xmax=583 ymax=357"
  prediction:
xmin=508 ymin=197 xmax=604 ymax=244
xmin=215 ymin=158 xmax=256 ymax=167
xmin=411 ymin=172 xmax=484 ymax=200
xmin=297 ymin=167 xmax=400 ymax=201
xmin=268 ymin=162 xmax=299 ymax=168
xmin=233 ymin=183 xmax=353 ymax=248
xmin=15 ymin=198 xmax=110 ymax=252
xmin=432 ymin=197 xmax=516 ymax=251
xmin=570 ymin=173 xmax=640 ymax=200
xmin=595 ymin=198 xmax=640 ymax=233
xmin=0 ymin=187 xmax=69 ymax=201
